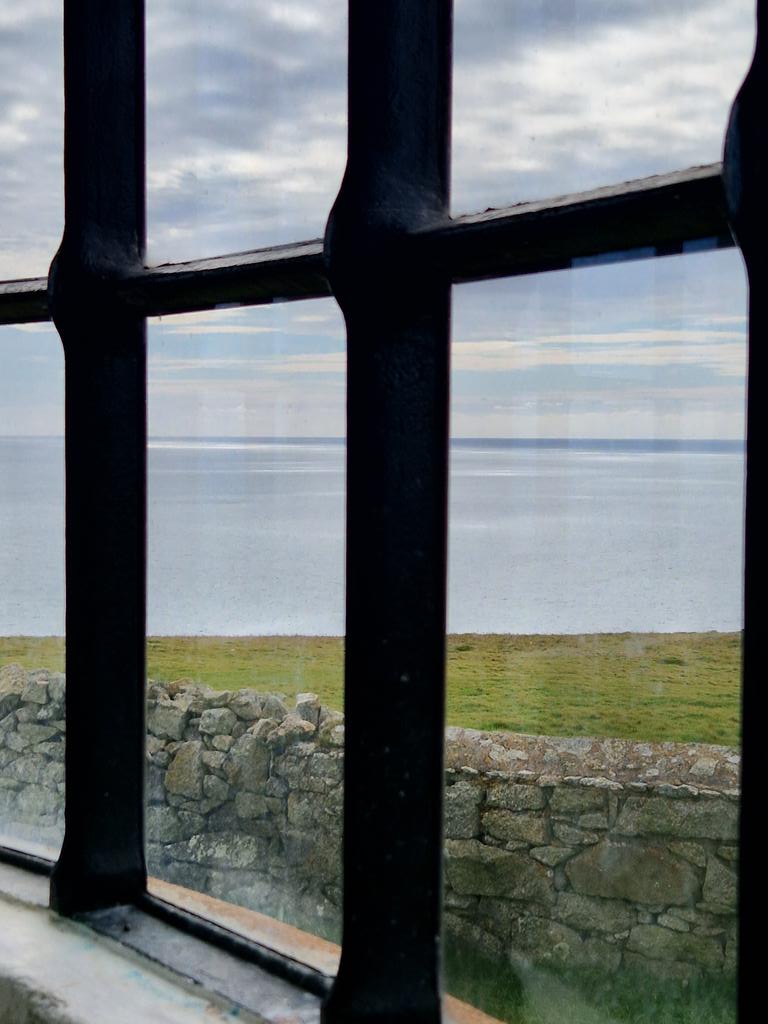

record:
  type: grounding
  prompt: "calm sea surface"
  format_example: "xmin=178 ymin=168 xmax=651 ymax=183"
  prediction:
xmin=0 ymin=436 xmax=745 ymax=636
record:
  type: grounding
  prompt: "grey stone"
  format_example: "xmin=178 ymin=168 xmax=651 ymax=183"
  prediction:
xmin=566 ymin=842 xmax=700 ymax=906
xmin=669 ymin=841 xmax=708 ymax=867
xmin=15 ymin=706 xmax=38 ymax=723
xmin=17 ymin=783 xmax=59 ymax=818
xmin=657 ymin=913 xmax=691 ymax=932
xmin=199 ymin=707 xmax=237 ymax=736
xmin=211 ymin=734 xmax=235 ymax=752
xmin=549 ymin=786 xmax=606 ymax=818
xmin=21 ymin=680 xmax=49 ymax=704
xmin=5 ymin=732 xmax=27 ymax=753
xmin=202 ymin=774 xmax=230 ymax=808
xmin=483 ymin=809 xmax=548 ymax=845
xmin=0 ymin=664 xmax=25 ymax=717
xmin=225 ymin=734 xmax=270 ymax=791
xmin=40 ymin=761 xmax=65 ymax=787
xmin=614 ymin=796 xmax=738 ymax=841
xmin=623 ymin=950 xmax=702 ymax=982
xmin=146 ymin=805 xmax=204 ymax=843
xmin=486 ymin=781 xmax=546 ymax=811
xmin=717 ymin=845 xmax=739 ymax=863
xmin=552 ymin=822 xmax=600 ymax=845
xmin=234 ymin=791 xmax=269 ymax=819
xmin=32 ymin=741 xmax=65 ymax=762
xmin=47 ymin=675 xmax=66 ymax=704
xmin=165 ymin=741 xmax=204 ymax=800
xmin=444 ymin=781 xmax=482 ymax=839
xmin=295 ymin=693 xmax=321 ymax=727
xmin=202 ymin=750 xmax=227 ymax=772
xmin=529 ymin=845 xmax=577 ymax=867
xmin=249 ymin=717 xmax=278 ymax=741
xmin=16 ymin=723 xmax=58 ymax=745
xmin=260 ymin=694 xmax=288 ymax=722
xmin=554 ymin=891 xmax=635 ymax=934
xmin=511 ymin=916 xmax=622 ymax=971
xmin=228 ymin=691 xmax=264 ymax=721
xmin=702 ymin=856 xmax=737 ymax=912
xmin=445 ymin=839 xmax=552 ymax=903
xmin=270 ymin=714 xmax=316 ymax=748
xmin=147 ymin=700 xmax=189 ymax=741
xmin=5 ymin=754 xmax=46 ymax=785
xmin=627 ymin=925 xmax=724 ymax=970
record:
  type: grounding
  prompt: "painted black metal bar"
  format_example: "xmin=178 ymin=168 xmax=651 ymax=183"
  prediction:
xmin=138 ymin=893 xmax=332 ymax=998
xmin=47 ymin=0 xmax=147 ymax=915
xmin=423 ymin=163 xmax=733 ymax=282
xmin=0 ymin=845 xmax=54 ymax=877
xmin=722 ymin=2 xmax=765 ymax=1017
xmin=321 ymin=3 xmax=452 ymax=1023
xmin=0 ymin=278 xmax=49 ymax=324
xmin=0 ymin=165 xmax=733 ymax=326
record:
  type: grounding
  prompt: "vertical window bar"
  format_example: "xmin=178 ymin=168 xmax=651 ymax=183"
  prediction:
xmin=322 ymin=3 xmax=453 ymax=1022
xmin=48 ymin=0 xmax=147 ymax=914
xmin=723 ymin=1 xmax=764 ymax=1015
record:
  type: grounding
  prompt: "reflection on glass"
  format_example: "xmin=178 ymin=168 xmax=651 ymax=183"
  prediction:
xmin=453 ymin=0 xmax=754 ymax=215
xmin=443 ymin=249 xmax=745 ymax=1022
xmin=146 ymin=300 xmax=345 ymax=941
xmin=0 ymin=324 xmax=65 ymax=858
xmin=146 ymin=0 xmax=347 ymax=263
xmin=0 ymin=3 xmax=63 ymax=279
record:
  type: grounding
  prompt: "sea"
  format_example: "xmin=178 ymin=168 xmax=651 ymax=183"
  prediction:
xmin=0 ymin=436 xmax=745 ymax=637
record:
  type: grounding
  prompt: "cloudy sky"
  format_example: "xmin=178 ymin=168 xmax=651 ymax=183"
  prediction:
xmin=0 ymin=0 xmax=755 ymax=439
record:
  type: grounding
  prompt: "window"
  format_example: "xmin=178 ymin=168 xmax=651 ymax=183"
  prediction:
xmin=0 ymin=1 xmax=759 ymax=1021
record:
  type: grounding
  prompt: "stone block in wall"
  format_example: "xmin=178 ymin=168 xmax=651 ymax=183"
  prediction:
xmin=486 ymin=781 xmax=546 ymax=811
xmin=622 ymin=950 xmax=702 ymax=982
xmin=0 ymin=665 xmax=25 ymax=717
xmin=147 ymin=699 xmax=190 ymax=741
xmin=295 ymin=693 xmax=321 ymax=727
xmin=445 ymin=839 xmax=552 ymax=903
xmin=552 ymin=822 xmax=600 ymax=846
xmin=229 ymin=691 xmax=263 ymax=721
xmin=445 ymin=781 xmax=482 ymax=839
xmin=530 ymin=845 xmax=578 ymax=867
xmin=566 ymin=842 xmax=700 ymax=906
xmin=234 ymin=792 xmax=269 ymax=820
xmin=165 ymin=741 xmax=204 ymax=800
xmin=225 ymin=734 xmax=270 ymax=791
xmin=626 ymin=924 xmax=724 ymax=970
xmin=146 ymin=805 xmax=205 ymax=844
xmin=21 ymin=680 xmax=49 ymax=705
xmin=483 ymin=810 xmax=548 ymax=845
xmin=16 ymin=784 xmax=58 ymax=818
xmin=199 ymin=708 xmax=237 ymax=736
xmin=701 ymin=857 xmax=738 ymax=913
xmin=510 ymin=915 xmax=622 ymax=972
xmin=614 ymin=796 xmax=738 ymax=841
xmin=166 ymin=831 xmax=269 ymax=870
xmin=554 ymin=891 xmax=635 ymax=934
xmin=549 ymin=786 xmax=606 ymax=819
xmin=668 ymin=841 xmax=708 ymax=867
xmin=4 ymin=754 xmax=46 ymax=785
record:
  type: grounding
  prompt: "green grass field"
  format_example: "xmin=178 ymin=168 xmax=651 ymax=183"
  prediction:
xmin=1 ymin=631 xmax=741 ymax=746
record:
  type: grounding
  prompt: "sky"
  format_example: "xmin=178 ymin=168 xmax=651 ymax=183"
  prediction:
xmin=0 ymin=0 xmax=756 ymax=439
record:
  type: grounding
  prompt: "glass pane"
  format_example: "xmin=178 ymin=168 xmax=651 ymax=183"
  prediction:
xmin=453 ymin=0 xmax=755 ymax=215
xmin=146 ymin=0 xmax=347 ymax=264
xmin=444 ymin=248 xmax=745 ymax=1022
xmin=146 ymin=300 xmax=345 ymax=944
xmin=0 ymin=3 xmax=63 ymax=279
xmin=0 ymin=324 xmax=65 ymax=858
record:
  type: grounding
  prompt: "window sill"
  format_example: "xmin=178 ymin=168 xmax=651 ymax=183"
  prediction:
xmin=0 ymin=862 xmax=499 ymax=1024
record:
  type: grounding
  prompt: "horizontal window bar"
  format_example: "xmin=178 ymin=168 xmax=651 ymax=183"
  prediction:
xmin=0 ymin=164 xmax=731 ymax=326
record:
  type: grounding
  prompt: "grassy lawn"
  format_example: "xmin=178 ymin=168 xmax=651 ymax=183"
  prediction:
xmin=1 ymin=631 xmax=741 ymax=746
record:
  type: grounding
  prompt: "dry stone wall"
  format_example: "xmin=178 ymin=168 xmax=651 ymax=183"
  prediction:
xmin=0 ymin=665 xmax=740 ymax=980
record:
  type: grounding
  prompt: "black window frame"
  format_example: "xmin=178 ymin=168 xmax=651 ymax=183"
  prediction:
xmin=0 ymin=1 xmax=761 ymax=1021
